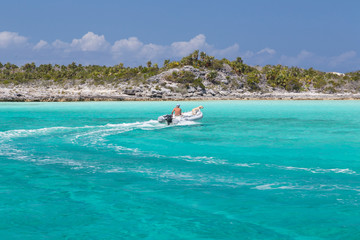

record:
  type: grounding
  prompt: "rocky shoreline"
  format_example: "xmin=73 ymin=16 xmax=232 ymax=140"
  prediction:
xmin=2 ymin=65 xmax=360 ymax=102
xmin=2 ymin=87 xmax=360 ymax=102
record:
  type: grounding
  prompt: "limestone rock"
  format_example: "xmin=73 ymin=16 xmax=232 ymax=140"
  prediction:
xmin=194 ymin=91 xmax=204 ymax=96
xmin=219 ymin=90 xmax=230 ymax=96
xmin=207 ymin=89 xmax=216 ymax=96
xmin=124 ymin=89 xmax=135 ymax=95
xmin=187 ymin=86 xmax=196 ymax=93
xmin=220 ymin=64 xmax=233 ymax=74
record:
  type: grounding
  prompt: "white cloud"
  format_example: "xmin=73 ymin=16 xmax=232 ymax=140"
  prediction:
xmin=0 ymin=31 xmax=27 ymax=48
xmin=139 ymin=43 xmax=165 ymax=59
xmin=171 ymin=34 xmax=208 ymax=56
xmin=70 ymin=32 xmax=109 ymax=51
xmin=279 ymin=50 xmax=313 ymax=66
xmin=242 ymin=47 xmax=276 ymax=61
xmin=112 ymin=37 xmax=144 ymax=54
xmin=329 ymin=51 xmax=356 ymax=67
xmin=52 ymin=39 xmax=70 ymax=49
xmin=257 ymin=47 xmax=276 ymax=55
xmin=241 ymin=47 xmax=277 ymax=65
xmin=50 ymin=32 xmax=109 ymax=52
xmin=111 ymin=34 xmax=239 ymax=63
xmin=243 ymin=50 xmax=255 ymax=58
xmin=207 ymin=44 xmax=239 ymax=58
xmin=1 ymin=30 xmax=359 ymax=72
xmin=33 ymin=40 xmax=49 ymax=50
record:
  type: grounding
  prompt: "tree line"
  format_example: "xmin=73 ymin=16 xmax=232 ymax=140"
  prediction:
xmin=0 ymin=50 xmax=359 ymax=93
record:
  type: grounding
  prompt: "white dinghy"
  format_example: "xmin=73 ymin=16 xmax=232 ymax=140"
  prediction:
xmin=158 ymin=110 xmax=203 ymax=125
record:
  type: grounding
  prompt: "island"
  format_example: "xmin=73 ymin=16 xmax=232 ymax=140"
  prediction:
xmin=1 ymin=50 xmax=360 ymax=101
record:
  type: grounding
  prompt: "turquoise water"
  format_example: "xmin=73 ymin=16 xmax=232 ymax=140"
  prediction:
xmin=1 ymin=101 xmax=360 ymax=239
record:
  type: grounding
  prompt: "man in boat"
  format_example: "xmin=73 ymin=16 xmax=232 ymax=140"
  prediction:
xmin=192 ymin=105 xmax=204 ymax=115
xmin=172 ymin=104 xmax=182 ymax=116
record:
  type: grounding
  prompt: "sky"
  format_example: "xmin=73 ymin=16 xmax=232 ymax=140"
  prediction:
xmin=0 ymin=0 xmax=359 ymax=72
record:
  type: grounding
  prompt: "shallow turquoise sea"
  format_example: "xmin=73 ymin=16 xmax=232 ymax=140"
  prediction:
xmin=1 ymin=101 xmax=360 ymax=239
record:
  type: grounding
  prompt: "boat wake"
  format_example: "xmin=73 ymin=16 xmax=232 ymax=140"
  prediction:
xmin=1 ymin=119 xmax=359 ymax=193
xmin=0 ymin=119 xmax=200 ymax=165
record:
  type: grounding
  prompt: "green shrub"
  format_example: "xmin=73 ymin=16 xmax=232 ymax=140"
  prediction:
xmin=246 ymin=72 xmax=260 ymax=91
xmin=166 ymin=71 xmax=196 ymax=83
xmin=192 ymin=78 xmax=205 ymax=90
xmin=323 ymin=86 xmax=337 ymax=93
xmin=285 ymin=78 xmax=302 ymax=92
xmin=165 ymin=70 xmax=204 ymax=90
xmin=313 ymin=75 xmax=327 ymax=89
xmin=206 ymin=71 xmax=218 ymax=83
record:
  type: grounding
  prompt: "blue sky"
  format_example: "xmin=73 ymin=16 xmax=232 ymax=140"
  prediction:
xmin=0 ymin=0 xmax=359 ymax=72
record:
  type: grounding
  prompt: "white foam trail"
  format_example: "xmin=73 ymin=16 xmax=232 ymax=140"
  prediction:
xmin=0 ymin=143 xmax=99 ymax=171
xmin=0 ymin=144 xmax=25 ymax=157
xmin=71 ymin=120 xmax=170 ymax=146
xmin=0 ymin=119 xmax=253 ymax=188
xmin=234 ymin=163 xmax=260 ymax=167
xmin=0 ymin=119 xmax=172 ymax=144
xmin=0 ymin=126 xmax=69 ymax=143
xmin=0 ymin=120 xmax=160 ymax=169
xmin=175 ymin=120 xmax=201 ymax=126
xmin=174 ymin=155 xmax=228 ymax=165
xmin=254 ymin=183 xmax=360 ymax=192
xmin=254 ymin=184 xmax=277 ymax=190
xmin=269 ymin=164 xmax=357 ymax=175
xmin=0 ymin=119 xmax=202 ymax=171
xmin=103 ymin=165 xmax=253 ymax=187
xmin=0 ymin=117 xmax=200 ymax=147
xmin=105 ymin=142 xmax=229 ymax=166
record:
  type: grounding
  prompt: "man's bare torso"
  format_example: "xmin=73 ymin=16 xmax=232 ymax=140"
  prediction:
xmin=172 ymin=107 xmax=181 ymax=116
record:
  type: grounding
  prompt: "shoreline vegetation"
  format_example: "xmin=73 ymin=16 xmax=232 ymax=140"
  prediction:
xmin=1 ymin=50 xmax=360 ymax=101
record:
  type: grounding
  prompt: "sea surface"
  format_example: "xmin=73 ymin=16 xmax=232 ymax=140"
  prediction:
xmin=0 ymin=101 xmax=360 ymax=239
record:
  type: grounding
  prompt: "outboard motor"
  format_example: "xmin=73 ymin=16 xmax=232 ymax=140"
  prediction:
xmin=163 ymin=114 xmax=173 ymax=125
xmin=158 ymin=114 xmax=173 ymax=125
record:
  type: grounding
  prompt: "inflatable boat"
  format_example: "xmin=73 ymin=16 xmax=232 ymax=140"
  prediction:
xmin=158 ymin=110 xmax=203 ymax=125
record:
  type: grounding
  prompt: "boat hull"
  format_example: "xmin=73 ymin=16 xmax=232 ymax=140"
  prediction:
xmin=158 ymin=111 xmax=203 ymax=124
